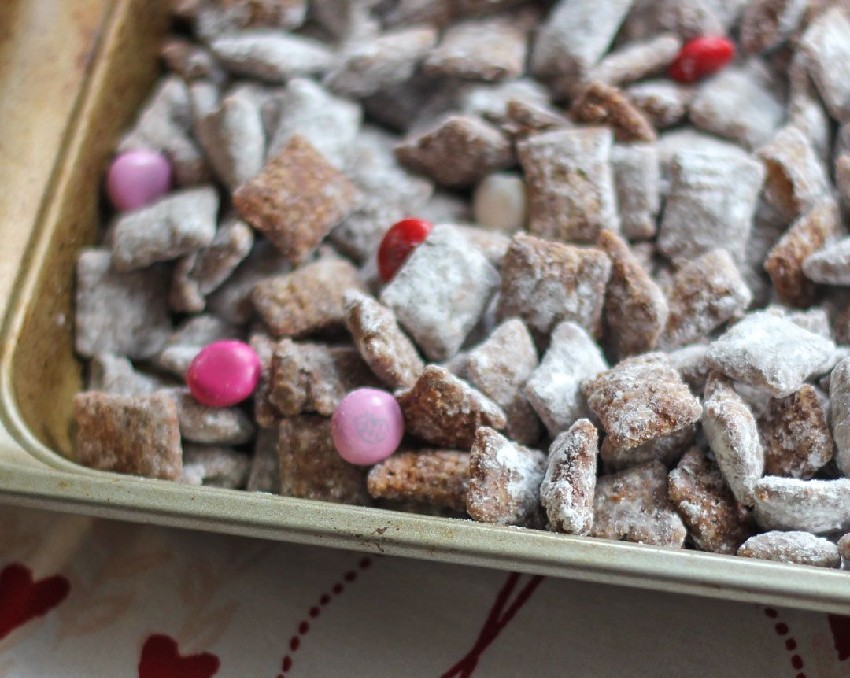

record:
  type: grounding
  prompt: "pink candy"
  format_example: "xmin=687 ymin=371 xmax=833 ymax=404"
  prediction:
xmin=186 ymin=341 xmax=261 ymax=408
xmin=331 ymin=389 xmax=404 ymax=465
xmin=106 ymin=149 xmax=172 ymax=211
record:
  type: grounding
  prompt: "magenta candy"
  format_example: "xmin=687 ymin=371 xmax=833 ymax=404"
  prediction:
xmin=331 ymin=388 xmax=405 ymax=465
xmin=186 ymin=340 xmax=261 ymax=408
xmin=106 ymin=149 xmax=172 ymax=211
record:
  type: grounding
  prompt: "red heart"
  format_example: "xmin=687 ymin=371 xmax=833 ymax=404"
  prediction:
xmin=0 ymin=563 xmax=70 ymax=641
xmin=828 ymin=614 xmax=850 ymax=661
xmin=138 ymin=634 xmax=220 ymax=678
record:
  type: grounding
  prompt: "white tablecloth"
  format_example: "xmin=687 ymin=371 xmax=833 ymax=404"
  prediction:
xmin=0 ymin=504 xmax=847 ymax=677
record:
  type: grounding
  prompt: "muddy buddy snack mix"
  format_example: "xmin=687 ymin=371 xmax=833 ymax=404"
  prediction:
xmin=72 ymin=0 xmax=850 ymax=569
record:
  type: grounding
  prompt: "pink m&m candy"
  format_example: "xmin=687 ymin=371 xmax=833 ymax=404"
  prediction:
xmin=331 ymin=388 xmax=404 ymax=465
xmin=186 ymin=340 xmax=261 ymax=408
xmin=106 ymin=149 xmax=172 ymax=211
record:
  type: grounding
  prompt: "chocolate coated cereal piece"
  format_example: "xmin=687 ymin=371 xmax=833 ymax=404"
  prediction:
xmin=756 ymin=125 xmax=830 ymax=223
xmin=500 ymin=99 xmax=571 ymax=139
xmin=667 ymin=344 xmax=710 ymax=394
xmin=465 ymin=318 xmax=541 ymax=446
xmin=266 ymin=78 xmax=362 ymax=170
xmin=788 ymin=52 xmax=831 ymax=163
xmin=458 ymin=78 xmax=551 ymax=126
xmin=625 ymin=80 xmax=692 ymax=129
xmin=800 ymin=5 xmax=850 ymax=123
xmin=830 ymin=357 xmax=850 ymax=477
xmin=598 ymin=230 xmax=668 ymax=359
xmin=668 ymin=447 xmax=753 ymax=554
xmin=467 ymin=426 xmax=546 ymax=527
xmin=154 ymin=314 xmax=242 ymax=377
xmin=160 ymin=37 xmax=225 ymax=83
xmin=531 ymin=0 xmax=634 ymax=82
xmin=344 ymin=291 xmax=424 ymax=390
xmin=310 ymin=0 xmax=377 ymax=40
xmin=168 ymin=388 xmax=255 ymax=445
xmin=267 ymin=339 xmax=377 ymax=417
xmin=396 ymin=365 xmax=507 ymax=449
xmin=74 ymin=392 xmax=182 ymax=480
xmin=839 ymin=533 xmax=850 ymax=563
xmin=753 ymin=476 xmax=850 ymax=533
xmin=381 ymin=224 xmax=499 ymax=361
xmin=610 ymin=143 xmax=660 ymax=240
xmin=278 ymin=415 xmax=370 ymax=505
xmin=253 ymin=258 xmax=366 ymax=338
xmin=659 ymin=249 xmax=752 ymax=350
xmin=601 ymin=425 xmax=694 ymax=473
xmin=119 ymin=76 xmax=209 ymax=186
xmin=702 ymin=374 xmax=765 ymax=506
xmin=171 ymin=217 xmax=254 ymax=313
xmin=195 ymin=88 xmax=265 ymax=190
xmin=570 ymin=81 xmax=656 ymax=143
xmin=331 ymin=128 xmax=432 ymax=261
xmin=765 ymin=199 xmax=839 ymax=306
xmin=193 ymin=0 xmax=308 ymax=36
xmin=591 ymin=461 xmax=687 ymax=547
xmin=689 ymin=61 xmax=785 ymax=150
xmin=249 ymin=332 xmax=278 ymax=429
xmin=112 ymin=187 xmax=218 ymax=271
xmin=588 ymin=33 xmax=681 ymax=87
xmin=367 ymin=450 xmax=469 ymax=512
xmin=837 ymin=155 xmax=850 ymax=209
xmin=525 ymin=321 xmax=607 ymax=437
xmin=582 ymin=353 xmax=702 ymax=451
xmin=75 ymin=249 xmax=171 ymax=360
xmin=742 ymin=202 xmax=786 ymax=308
xmin=324 ymin=27 xmax=437 ymax=98
xmin=803 ymin=237 xmax=850 ymax=285
xmin=247 ymin=424 xmax=279 ymax=492
xmin=658 ymin=148 xmax=764 ymax=266
xmin=234 ymin=135 xmax=360 ymax=264
xmin=181 ymin=445 xmax=251 ymax=489
xmin=759 ymin=384 xmax=833 ymax=480
xmin=88 ymin=354 xmax=165 ymax=396
xmin=395 ymin=114 xmax=514 ymax=188
xmin=705 ymin=311 xmax=835 ymax=397
xmin=738 ymin=531 xmax=840 ymax=568
xmin=497 ymin=233 xmax=611 ymax=339
xmin=540 ymin=419 xmax=598 ymax=535
xmin=209 ymin=31 xmax=334 ymax=82
xmin=423 ymin=18 xmax=526 ymax=82
xmin=518 ymin=127 xmax=619 ymax=243
xmin=741 ymin=0 xmax=808 ymax=54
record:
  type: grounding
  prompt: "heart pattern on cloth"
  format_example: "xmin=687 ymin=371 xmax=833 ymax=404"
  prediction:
xmin=0 ymin=563 xmax=70 ymax=641
xmin=138 ymin=634 xmax=220 ymax=678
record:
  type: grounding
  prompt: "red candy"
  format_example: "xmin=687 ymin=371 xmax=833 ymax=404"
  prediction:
xmin=377 ymin=218 xmax=433 ymax=282
xmin=669 ymin=36 xmax=735 ymax=84
xmin=186 ymin=340 xmax=261 ymax=408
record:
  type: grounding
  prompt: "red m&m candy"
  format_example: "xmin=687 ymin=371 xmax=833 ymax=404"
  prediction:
xmin=186 ymin=340 xmax=261 ymax=408
xmin=669 ymin=36 xmax=735 ymax=84
xmin=377 ymin=218 xmax=433 ymax=282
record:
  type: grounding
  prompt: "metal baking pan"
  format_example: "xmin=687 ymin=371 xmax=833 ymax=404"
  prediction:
xmin=2 ymin=0 xmax=850 ymax=614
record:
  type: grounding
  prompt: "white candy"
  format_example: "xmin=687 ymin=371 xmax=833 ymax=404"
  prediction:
xmin=472 ymin=172 xmax=527 ymax=233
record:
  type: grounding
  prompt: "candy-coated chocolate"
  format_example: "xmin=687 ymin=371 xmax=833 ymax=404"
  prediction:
xmin=377 ymin=218 xmax=433 ymax=282
xmin=669 ymin=36 xmax=735 ymax=84
xmin=107 ymin=149 xmax=172 ymax=211
xmin=186 ymin=340 xmax=261 ymax=408
xmin=331 ymin=388 xmax=404 ymax=465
